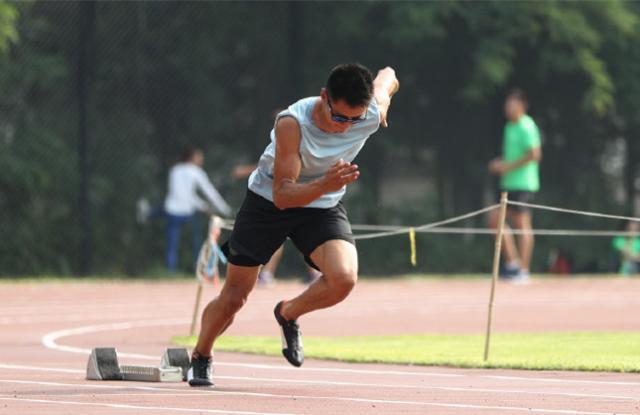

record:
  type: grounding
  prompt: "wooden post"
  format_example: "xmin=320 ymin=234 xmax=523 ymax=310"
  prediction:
xmin=190 ymin=215 xmax=224 ymax=337
xmin=189 ymin=283 xmax=203 ymax=337
xmin=484 ymin=192 xmax=508 ymax=361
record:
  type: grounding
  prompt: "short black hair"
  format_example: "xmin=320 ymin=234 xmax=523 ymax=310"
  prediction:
xmin=506 ymin=88 xmax=528 ymax=105
xmin=326 ymin=63 xmax=374 ymax=108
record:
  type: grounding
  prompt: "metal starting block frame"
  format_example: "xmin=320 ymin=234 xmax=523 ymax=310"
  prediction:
xmin=86 ymin=347 xmax=191 ymax=382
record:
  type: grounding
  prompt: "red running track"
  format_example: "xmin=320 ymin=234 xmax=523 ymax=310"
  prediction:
xmin=1 ymin=278 xmax=639 ymax=415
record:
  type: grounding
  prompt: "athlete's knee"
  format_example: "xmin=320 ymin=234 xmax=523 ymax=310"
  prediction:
xmin=220 ymin=287 xmax=249 ymax=315
xmin=327 ymin=270 xmax=357 ymax=300
xmin=224 ymin=294 xmax=247 ymax=315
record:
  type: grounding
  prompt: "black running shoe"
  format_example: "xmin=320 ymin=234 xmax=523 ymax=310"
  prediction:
xmin=187 ymin=354 xmax=214 ymax=387
xmin=274 ymin=301 xmax=304 ymax=367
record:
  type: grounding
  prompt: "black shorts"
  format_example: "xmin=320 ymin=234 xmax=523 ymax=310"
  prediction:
xmin=497 ymin=190 xmax=536 ymax=213
xmin=221 ymin=190 xmax=355 ymax=270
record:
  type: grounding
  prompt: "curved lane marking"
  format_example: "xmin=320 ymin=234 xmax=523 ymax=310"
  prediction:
xmin=41 ymin=319 xmax=640 ymax=386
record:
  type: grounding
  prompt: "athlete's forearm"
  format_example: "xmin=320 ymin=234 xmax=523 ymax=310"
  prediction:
xmin=373 ymin=67 xmax=399 ymax=128
xmin=272 ymin=178 xmax=329 ymax=210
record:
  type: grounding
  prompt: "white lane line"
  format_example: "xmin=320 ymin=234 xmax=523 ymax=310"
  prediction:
xmin=0 ymin=397 xmax=300 ymax=415
xmin=41 ymin=319 xmax=640 ymax=387
xmin=0 ymin=313 xmax=185 ymax=325
xmin=0 ymin=364 xmax=83 ymax=374
xmin=0 ymin=380 xmax=630 ymax=415
xmin=213 ymin=375 xmax=639 ymax=401
xmin=0 ymin=379 xmax=178 ymax=392
xmin=1 ymin=364 xmax=636 ymax=402
xmin=9 ymin=393 xmax=222 ymax=397
xmin=484 ymin=374 xmax=640 ymax=387
xmin=41 ymin=318 xmax=202 ymax=360
xmin=40 ymin=320 xmax=462 ymax=377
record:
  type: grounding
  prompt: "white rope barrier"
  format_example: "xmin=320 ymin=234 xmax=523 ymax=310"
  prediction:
xmin=217 ymin=206 xmax=501 ymax=239
xmin=350 ymin=204 xmax=500 ymax=240
xmin=353 ymin=227 xmax=640 ymax=237
xmin=216 ymin=200 xmax=640 ymax=240
xmin=508 ymin=200 xmax=640 ymax=222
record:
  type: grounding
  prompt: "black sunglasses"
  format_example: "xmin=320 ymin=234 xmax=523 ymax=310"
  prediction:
xmin=327 ymin=98 xmax=367 ymax=124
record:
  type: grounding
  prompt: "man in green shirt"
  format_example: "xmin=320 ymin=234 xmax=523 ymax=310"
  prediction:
xmin=612 ymin=221 xmax=640 ymax=276
xmin=489 ymin=89 xmax=542 ymax=282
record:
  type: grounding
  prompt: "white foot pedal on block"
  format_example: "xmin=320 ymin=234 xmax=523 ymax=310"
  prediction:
xmin=120 ymin=365 xmax=183 ymax=382
xmin=161 ymin=348 xmax=191 ymax=381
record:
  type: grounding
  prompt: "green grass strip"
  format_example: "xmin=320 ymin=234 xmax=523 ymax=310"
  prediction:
xmin=173 ymin=332 xmax=640 ymax=373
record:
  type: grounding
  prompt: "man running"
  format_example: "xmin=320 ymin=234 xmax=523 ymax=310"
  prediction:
xmin=489 ymin=89 xmax=542 ymax=283
xmin=187 ymin=63 xmax=399 ymax=386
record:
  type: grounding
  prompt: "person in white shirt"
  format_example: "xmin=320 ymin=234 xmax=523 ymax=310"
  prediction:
xmin=163 ymin=147 xmax=232 ymax=272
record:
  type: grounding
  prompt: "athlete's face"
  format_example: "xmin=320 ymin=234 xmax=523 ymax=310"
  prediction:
xmin=320 ymin=88 xmax=368 ymax=133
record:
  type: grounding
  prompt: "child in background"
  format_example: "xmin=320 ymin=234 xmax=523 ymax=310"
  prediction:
xmin=612 ymin=221 xmax=640 ymax=276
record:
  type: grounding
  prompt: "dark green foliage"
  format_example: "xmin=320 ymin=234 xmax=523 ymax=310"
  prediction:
xmin=1 ymin=1 xmax=639 ymax=276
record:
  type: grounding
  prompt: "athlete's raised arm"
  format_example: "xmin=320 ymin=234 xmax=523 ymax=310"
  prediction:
xmin=272 ymin=116 xmax=359 ymax=210
xmin=373 ymin=67 xmax=400 ymax=128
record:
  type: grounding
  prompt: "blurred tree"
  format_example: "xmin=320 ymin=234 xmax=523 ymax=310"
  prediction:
xmin=1 ymin=1 xmax=639 ymax=276
xmin=0 ymin=1 xmax=17 ymax=52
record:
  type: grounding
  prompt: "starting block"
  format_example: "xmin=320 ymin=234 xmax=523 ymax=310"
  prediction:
xmin=161 ymin=347 xmax=191 ymax=381
xmin=86 ymin=347 xmax=191 ymax=382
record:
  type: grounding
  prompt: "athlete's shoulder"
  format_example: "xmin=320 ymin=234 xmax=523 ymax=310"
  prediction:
xmin=287 ymin=97 xmax=317 ymax=116
xmin=275 ymin=115 xmax=302 ymax=140
xmin=295 ymin=96 xmax=318 ymax=107
xmin=276 ymin=114 xmax=300 ymax=129
xmin=276 ymin=97 xmax=317 ymax=128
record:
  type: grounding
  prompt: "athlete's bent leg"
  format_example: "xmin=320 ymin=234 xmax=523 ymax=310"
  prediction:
xmin=281 ymin=239 xmax=357 ymax=321
xmin=194 ymin=263 xmax=260 ymax=357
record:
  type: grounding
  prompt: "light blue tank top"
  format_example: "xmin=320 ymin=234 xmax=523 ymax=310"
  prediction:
xmin=248 ymin=97 xmax=381 ymax=208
